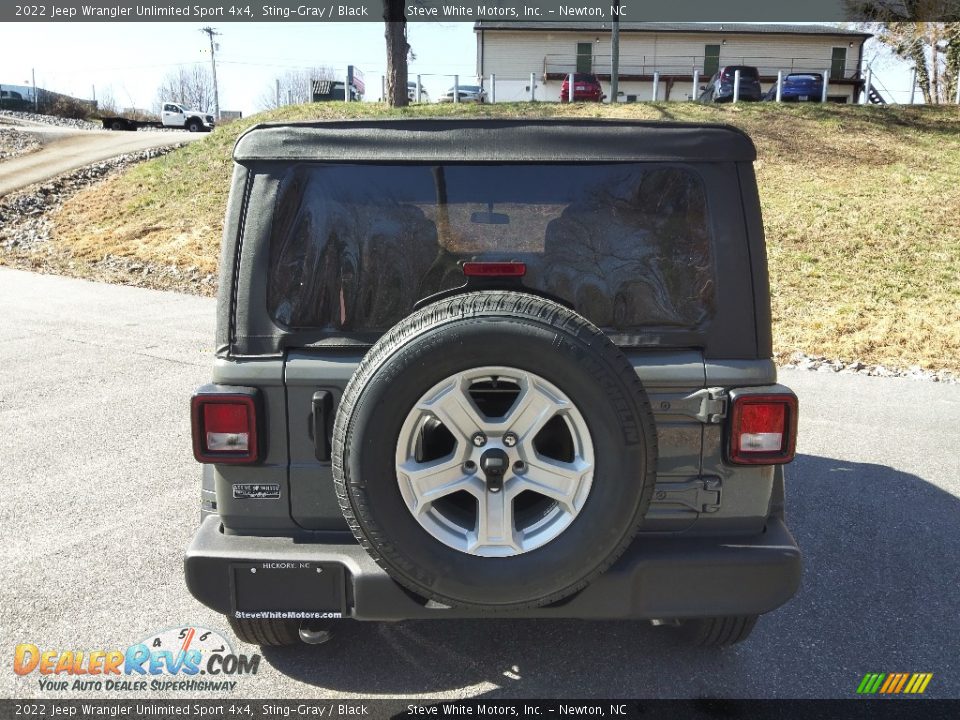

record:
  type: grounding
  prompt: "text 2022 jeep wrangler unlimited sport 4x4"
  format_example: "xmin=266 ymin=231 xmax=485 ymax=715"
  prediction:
xmin=184 ymin=119 xmax=801 ymax=648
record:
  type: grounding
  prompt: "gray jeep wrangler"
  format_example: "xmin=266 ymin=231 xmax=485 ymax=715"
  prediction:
xmin=184 ymin=119 xmax=801 ymax=648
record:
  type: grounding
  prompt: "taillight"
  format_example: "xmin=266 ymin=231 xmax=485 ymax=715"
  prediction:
xmin=728 ymin=393 xmax=798 ymax=465
xmin=462 ymin=262 xmax=526 ymax=277
xmin=191 ymin=387 xmax=260 ymax=464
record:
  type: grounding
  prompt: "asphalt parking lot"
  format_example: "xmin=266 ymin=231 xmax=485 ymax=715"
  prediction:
xmin=1 ymin=267 xmax=957 ymax=700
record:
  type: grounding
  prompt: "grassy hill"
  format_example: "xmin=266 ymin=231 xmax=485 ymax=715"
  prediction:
xmin=45 ymin=101 xmax=960 ymax=370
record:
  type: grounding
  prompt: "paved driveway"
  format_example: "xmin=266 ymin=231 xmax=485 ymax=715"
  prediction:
xmin=0 ymin=125 xmax=202 ymax=196
xmin=1 ymin=268 xmax=957 ymax=699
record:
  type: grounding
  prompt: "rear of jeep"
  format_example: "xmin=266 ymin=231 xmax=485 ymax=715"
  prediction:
xmin=184 ymin=119 xmax=801 ymax=648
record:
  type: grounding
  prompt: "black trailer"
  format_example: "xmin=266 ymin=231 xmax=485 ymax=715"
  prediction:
xmin=98 ymin=116 xmax=163 ymax=131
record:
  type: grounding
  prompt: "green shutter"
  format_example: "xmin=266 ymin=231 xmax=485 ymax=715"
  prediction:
xmin=576 ymin=43 xmax=593 ymax=74
xmin=703 ymin=45 xmax=721 ymax=77
xmin=831 ymin=47 xmax=847 ymax=80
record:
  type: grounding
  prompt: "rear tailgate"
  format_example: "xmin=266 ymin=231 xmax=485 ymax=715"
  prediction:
xmin=284 ymin=349 xmax=712 ymax=532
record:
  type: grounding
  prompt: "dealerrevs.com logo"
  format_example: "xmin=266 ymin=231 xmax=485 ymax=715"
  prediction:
xmin=13 ymin=626 xmax=260 ymax=692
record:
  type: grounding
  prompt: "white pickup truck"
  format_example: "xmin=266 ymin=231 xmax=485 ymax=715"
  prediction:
xmin=99 ymin=102 xmax=215 ymax=132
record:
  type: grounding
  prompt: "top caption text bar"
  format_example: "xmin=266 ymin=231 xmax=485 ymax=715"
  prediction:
xmin=5 ymin=1 xmax=959 ymax=23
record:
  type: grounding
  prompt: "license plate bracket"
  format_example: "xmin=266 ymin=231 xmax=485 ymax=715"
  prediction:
xmin=231 ymin=561 xmax=346 ymax=616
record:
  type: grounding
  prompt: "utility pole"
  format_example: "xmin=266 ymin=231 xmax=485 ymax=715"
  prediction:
xmin=32 ymin=68 xmax=38 ymax=112
xmin=200 ymin=26 xmax=221 ymax=120
xmin=610 ymin=9 xmax=620 ymax=103
xmin=275 ymin=78 xmax=280 ymax=108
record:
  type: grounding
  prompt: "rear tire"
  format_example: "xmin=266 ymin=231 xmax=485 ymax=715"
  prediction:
xmin=227 ymin=616 xmax=301 ymax=646
xmin=678 ymin=615 xmax=759 ymax=647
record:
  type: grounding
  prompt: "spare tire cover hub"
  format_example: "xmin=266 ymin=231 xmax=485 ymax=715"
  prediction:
xmin=395 ymin=366 xmax=595 ymax=558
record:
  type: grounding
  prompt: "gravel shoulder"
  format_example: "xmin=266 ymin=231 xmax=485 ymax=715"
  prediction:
xmin=0 ymin=127 xmax=41 ymax=161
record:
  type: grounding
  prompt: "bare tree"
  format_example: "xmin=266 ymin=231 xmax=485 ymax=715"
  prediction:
xmin=849 ymin=2 xmax=960 ymax=102
xmin=384 ymin=0 xmax=409 ymax=107
xmin=97 ymin=85 xmax=119 ymax=115
xmin=155 ymin=65 xmax=216 ymax=112
xmin=257 ymin=66 xmax=336 ymax=110
xmin=869 ymin=22 xmax=960 ymax=102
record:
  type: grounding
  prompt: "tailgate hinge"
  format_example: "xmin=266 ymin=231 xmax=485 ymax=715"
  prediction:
xmin=653 ymin=477 xmax=722 ymax=513
xmin=696 ymin=387 xmax=728 ymax=424
xmin=659 ymin=387 xmax=728 ymax=424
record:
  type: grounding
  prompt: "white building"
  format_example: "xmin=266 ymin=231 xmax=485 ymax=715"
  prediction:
xmin=475 ymin=22 xmax=873 ymax=103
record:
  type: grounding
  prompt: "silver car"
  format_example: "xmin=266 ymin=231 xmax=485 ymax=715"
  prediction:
xmin=439 ymin=84 xmax=486 ymax=103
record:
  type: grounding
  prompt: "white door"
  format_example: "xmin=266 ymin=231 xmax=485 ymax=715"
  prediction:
xmin=161 ymin=103 xmax=185 ymax=127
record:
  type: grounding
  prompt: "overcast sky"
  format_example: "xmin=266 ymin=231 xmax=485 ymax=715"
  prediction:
xmin=0 ymin=22 xmax=914 ymax=115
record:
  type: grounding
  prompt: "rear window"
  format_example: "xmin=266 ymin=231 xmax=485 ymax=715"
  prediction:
xmin=267 ymin=163 xmax=715 ymax=336
xmin=722 ymin=67 xmax=759 ymax=79
xmin=573 ymin=74 xmax=598 ymax=83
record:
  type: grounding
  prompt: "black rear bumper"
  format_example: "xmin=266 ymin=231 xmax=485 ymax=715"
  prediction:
xmin=185 ymin=516 xmax=801 ymax=621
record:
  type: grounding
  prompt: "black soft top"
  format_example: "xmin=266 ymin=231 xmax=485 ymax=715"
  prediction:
xmin=233 ymin=118 xmax=757 ymax=164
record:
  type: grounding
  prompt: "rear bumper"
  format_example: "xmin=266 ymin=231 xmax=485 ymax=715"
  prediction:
xmin=185 ymin=516 xmax=801 ymax=621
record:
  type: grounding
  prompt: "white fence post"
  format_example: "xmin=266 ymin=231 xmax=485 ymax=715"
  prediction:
xmin=490 ymin=74 xmax=496 ymax=104
xmin=453 ymin=74 xmax=459 ymax=104
xmin=530 ymin=72 xmax=536 ymax=101
xmin=776 ymin=70 xmax=783 ymax=102
xmin=955 ymin=70 xmax=960 ymax=104
xmin=652 ymin=71 xmax=660 ymax=101
xmin=863 ymin=68 xmax=872 ymax=104
xmin=568 ymin=73 xmax=575 ymax=102
xmin=416 ymin=74 xmax=422 ymax=103
xmin=691 ymin=69 xmax=699 ymax=101
xmin=822 ymin=69 xmax=830 ymax=103
xmin=733 ymin=69 xmax=741 ymax=103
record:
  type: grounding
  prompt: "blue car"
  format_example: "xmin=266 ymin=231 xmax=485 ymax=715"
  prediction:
xmin=764 ymin=73 xmax=824 ymax=102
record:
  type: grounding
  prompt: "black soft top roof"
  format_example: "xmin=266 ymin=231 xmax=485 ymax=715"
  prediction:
xmin=233 ymin=118 xmax=757 ymax=163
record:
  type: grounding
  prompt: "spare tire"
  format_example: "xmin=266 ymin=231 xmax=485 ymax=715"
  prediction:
xmin=332 ymin=291 xmax=657 ymax=609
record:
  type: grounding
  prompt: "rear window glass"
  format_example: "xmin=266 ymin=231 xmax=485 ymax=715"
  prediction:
xmin=722 ymin=67 xmax=759 ymax=79
xmin=267 ymin=163 xmax=715 ymax=335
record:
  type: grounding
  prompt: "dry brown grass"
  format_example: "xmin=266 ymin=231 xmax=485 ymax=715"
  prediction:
xmin=44 ymin=101 xmax=960 ymax=370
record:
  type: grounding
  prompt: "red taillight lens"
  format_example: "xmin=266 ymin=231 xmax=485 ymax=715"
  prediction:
xmin=728 ymin=394 xmax=798 ymax=465
xmin=462 ymin=262 xmax=526 ymax=278
xmin=191 ymin=392 xmax=259 ymax=464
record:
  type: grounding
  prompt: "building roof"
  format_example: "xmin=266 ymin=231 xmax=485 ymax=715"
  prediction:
xmin=474 ymin=22 xmax=872 ymax=38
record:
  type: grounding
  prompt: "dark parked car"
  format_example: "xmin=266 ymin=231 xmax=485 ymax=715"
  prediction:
xmin=407 ymin=81 xmax=430 ymax=103
xmin=764 ymin=73 xmax=824 ymax=102
xmin=185 ymin=119 xmax=801 ymax=650
xmin=560 ymin=73 xmax=605 ymax=102
xmin=698 ymin=66 xmax=763 ymax=103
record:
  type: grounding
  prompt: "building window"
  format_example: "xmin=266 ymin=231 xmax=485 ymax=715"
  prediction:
xmin=830 ymin=47 xmax=847 ymax=80
xmin=576 ymin=42 xmax=593 ymax=73
xmin=703 ymin=45 xmax=721 ymax=77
